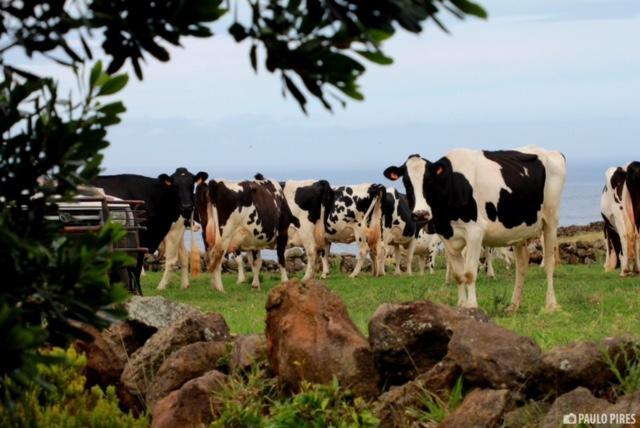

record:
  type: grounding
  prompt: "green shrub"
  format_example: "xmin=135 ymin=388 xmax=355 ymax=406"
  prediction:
xmin=0 ymin=347 xmax=148 ymax=428
xmin=210 ymin=367 xmax=378 ymax=427
xmin=405 ymin=375 xmax=464 ymax=425
xmin=604 ymin=343 xmax=640 ymax=397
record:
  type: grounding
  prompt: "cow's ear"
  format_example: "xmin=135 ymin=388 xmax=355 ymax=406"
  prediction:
xmin=384 ymin=166 xmax=403 ymax=181
xmin=430 ymin=162 xmax=447 ymax=179
xmin=195 ymin=171 xmax=209 ymax=184
xmin=158 ymin=173 xmax=173 ymax=187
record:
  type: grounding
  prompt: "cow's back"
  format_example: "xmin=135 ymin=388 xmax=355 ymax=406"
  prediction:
xmin=445 ymin=146 xmax=565 ymax=245
xmin=92 ymin=174 xmax=177 ymax=252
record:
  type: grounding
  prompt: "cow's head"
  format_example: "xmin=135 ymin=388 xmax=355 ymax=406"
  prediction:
xmin=384 ymin=154 xmax=444 ymax=222
xmin=158 ymin=168 xmax=208 ymax=219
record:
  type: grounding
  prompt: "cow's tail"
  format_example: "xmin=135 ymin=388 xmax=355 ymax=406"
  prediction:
xmin=190 ymin=215 xmax=201 ymax=278
xmin=314 ymin=180 xmax=333 ymax=249
xmin=365 ymin=185 xmax=385 ymax=247
xmin=205 ymin=201 xmax=220 ymax=273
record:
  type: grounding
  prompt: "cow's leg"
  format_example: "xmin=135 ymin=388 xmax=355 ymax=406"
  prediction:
xmin=320 ymin=243 xmax=331 ymax=279
xmin=417 ymin=254 xmax=426 ymax=275
xmin=349 ymin=230 xmax=368 ymax=278
xmin=462 ymin=238 xmax=483 ymax=309
xmin=178 ymin=239 xmax=189 ymax=289
xmin=209 ymin=245 xmax=226 ymax=292
xmin=446 ymin=248 xmax=466 ymax=306
xmin=619 ymin=233 xmax=630 ymax=276
xmin=428 ymin=244 xmax=437 ymax=274
xmin=277 ymin=233 xmax=289 ymax=283
xmin=542 ymin=220 xmax=559 ymax=311
xmin=604 ymin=237 xmax=618 ymax=272
xmin=391 ymin=245 xmax=401 ymax=275
xmin=405 ymin=240 xmax=417 ymax=275
xmin=157 ymin=234 xmax=181 ymax=291
xmin=509 ymin=243 xmax=530 ymax=312
xmin=445 ymin=256 xmax=452 ymax=284
xmin=236 ymin=251 xmax=247 ymax=284
xmin=635 ymin=236 xmax=640 ymax=274
xmin=486 ymin=248 xmax=496 ymax=279
xmin=302 ymin=244 xmax=317 ymax=282
xmin=249 ymin=251 xmax=262 ymax=290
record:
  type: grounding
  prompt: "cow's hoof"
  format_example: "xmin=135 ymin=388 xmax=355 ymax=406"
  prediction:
xmin=251 ymin=285 xmax=260 ymax=291
xmin=181 ymin=285 xmax=189 ymax=290
xmin=507 ymin=304 xmax=520 ymax=314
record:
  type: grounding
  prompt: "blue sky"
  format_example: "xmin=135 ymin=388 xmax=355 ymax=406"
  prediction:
xmin=9 ymin=0 xmax=640 ymax=178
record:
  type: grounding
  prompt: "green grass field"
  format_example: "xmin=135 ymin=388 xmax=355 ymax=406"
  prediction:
xmin=140 ymin=257 xmax=640 ymax=350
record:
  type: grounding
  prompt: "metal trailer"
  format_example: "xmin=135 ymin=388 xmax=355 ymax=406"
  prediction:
xmin=49 ymin=195 xmax=148 ymax=295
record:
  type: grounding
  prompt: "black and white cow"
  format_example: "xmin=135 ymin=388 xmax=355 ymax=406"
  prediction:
xmin=380 ymin=188 xmax=421 ymax=275
xmin=92 ymin=168 xmax=208 ymax=289
xmin=281 ymin=180 xmax=335 ymax=281
xmin=384 ymin=146 xmax=566 ymax=311
xmin=324 ymin=184 xmax=386 ymax=277
xmin=601 ymin=163 xmax=640 ymax=275
xmin=204 ymin=174 xmax=298 ymax=291
xmin=413 ymin=227 xmax=441 ymax=275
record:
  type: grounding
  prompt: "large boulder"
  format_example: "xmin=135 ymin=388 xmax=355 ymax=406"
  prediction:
xmin=151 ymin=370 xmax=226 ymax=428
xmin=265 ymin=280 xmax=379 ymax=397
xmin=146 ymin=341 xmax=229 ymax=408
xmin=73 ymin=320 xmax=156 ymax=413
xmin=542 ymin=387 xmax=610 ymax=428
xmin=121 ymin=311 xmax=230 ymax=401
xmin=446 ymin=319 xmax=541 ymax=390
xmin=126 ymin=296 xmax=197 ymax=330
xmin=440 ymin=388 xmax=512 ymax=428
xmin=368 ymin=301 xmax=490 ymax=385
xmin=229 ymin=334 xmax=267 ymax=373
xmin=531 ymin=337 xmax=636 ymax=398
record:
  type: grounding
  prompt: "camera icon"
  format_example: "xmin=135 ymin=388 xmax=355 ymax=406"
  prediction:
xmin=563 ymin=413 xmax=578 ymax=425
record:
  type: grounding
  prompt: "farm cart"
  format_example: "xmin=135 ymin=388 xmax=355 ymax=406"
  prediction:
xmin=48 ymin=192 xmax=148 ymax=295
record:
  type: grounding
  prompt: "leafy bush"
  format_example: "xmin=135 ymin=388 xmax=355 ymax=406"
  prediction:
xmin=0 ymin=347 xmax=148 ymax=428
xmin=0 ymin=63 xmax=130 ymax=397
xmin=210 ymin=367 xmax=378 ymax=427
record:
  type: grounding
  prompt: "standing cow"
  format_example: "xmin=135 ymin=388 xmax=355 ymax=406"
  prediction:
xmin=384 ymin=146 xmax=566 ymax=311
xmin=92 ymin=168 xmax=208 ymax=289
xmin=324 ymin=184 xmax=386 ymax=277
xmin=380 ymin=188 xmax=421 ymax=275
xmin=601 ymin=163 xmax=640 ymax=275
xmin=204 ymin=174 xmax=298 ymax=291
xmin=281 ymin=180 xmax=335 ymax=281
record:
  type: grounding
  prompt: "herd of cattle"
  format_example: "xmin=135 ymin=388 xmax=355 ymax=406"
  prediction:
xmin=89 ymin=146 xmax=640 ymax=311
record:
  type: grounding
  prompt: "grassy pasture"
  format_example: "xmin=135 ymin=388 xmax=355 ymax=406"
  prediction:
xmin=141 ymin=255 xmax=640 ymax=351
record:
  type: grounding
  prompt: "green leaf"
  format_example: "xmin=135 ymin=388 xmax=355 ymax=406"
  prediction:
xmin=89 ymin=61 xmax=102 ymax=88
xmin=229 ymin=23 xmax=248 ymax=42
xmin=97 ymin=101 xmax=126 ymax=116
xmin=367 ymin=28 xmax=394 ymax=43
xmin=355 ymin=50 xmax=393 ymax=65
xmin=282 ymin=73 xmax=307 ymax=114
xmin=97 ymin=74 xmax=129 ymax=96
xmin=250 ymin=45 xmax=258 ymax=72
xmin=450 ymin=0 xmax=488 ymax=19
